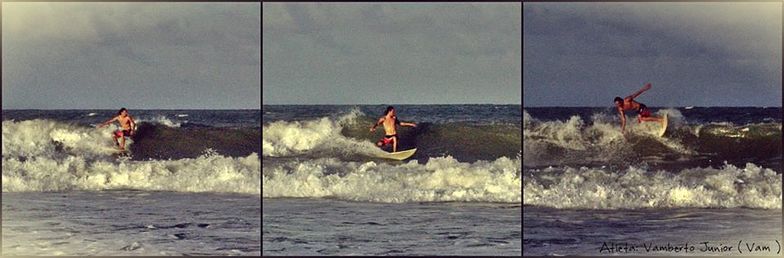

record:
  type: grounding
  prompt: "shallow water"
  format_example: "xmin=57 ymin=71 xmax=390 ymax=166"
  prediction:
xmin=524 ymin=206 xmax=782 ymax=256
xmin=263 ymin=198 xmax=521 ymax=256
xmin=2 ymin=191 xmax=260 ymax=256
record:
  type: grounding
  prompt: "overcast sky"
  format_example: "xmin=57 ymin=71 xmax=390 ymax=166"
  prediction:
xmin=524 ymin=3 xmax=781 ymax=107
xmin=2 ymin=3 xmax=260 ymax=109
xmin=263 ymin=3 xmax=521 ymax=105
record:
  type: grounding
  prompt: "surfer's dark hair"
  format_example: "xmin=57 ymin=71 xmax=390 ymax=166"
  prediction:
xmin=614 ymin=97 xmax=623 ymax=104
xmin=384 ymin=106 xmax=395 ymax=116
xmin=118 ymin=108 xmax=128 ymax=115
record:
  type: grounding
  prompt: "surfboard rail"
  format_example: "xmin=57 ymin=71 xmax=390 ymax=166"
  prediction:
xmin=658 ymin=113 xmax=668 ymax=137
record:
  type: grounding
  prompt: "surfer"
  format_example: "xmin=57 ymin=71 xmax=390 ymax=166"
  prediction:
xmin=97 ymin=108 xmax=136 ymax=151
xmin=370 ymin=106 xmax=416 ymax=152
xmin=614 ymin=83 xmax=664 ymax=132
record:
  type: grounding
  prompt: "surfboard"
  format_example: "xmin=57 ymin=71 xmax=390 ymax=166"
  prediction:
xmin=658 ymin=113 xmax=668 ymax=137
xmin=375 ymin=148 xmax=417 ymax=160
xmin=635 ymin=113 xmax=668 ymax=137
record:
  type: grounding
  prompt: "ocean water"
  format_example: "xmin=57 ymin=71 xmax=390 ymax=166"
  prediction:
xmin=2 ymin=109 xmax=261 ymax=255
xmin=262 ymin=105 xmax=522 ymax=255
xmin=524 ymin=107 xmax=782 ymax=256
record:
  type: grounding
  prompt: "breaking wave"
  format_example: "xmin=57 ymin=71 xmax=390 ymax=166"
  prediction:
xmin=2 ymin=119 xmax=259 ymax=194
xmin=523 ymin=110 xmax=781 ymax=168
xmin=524 ymin=163 xmax=781 ymax=209
xmin=263 ymin=109 xmax=521 ymax=162
xmin=263 ymin=155 xmax=521 ymax=203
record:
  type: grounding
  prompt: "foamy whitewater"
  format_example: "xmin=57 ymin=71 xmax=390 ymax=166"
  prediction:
xmin=523 ymin=107 xmax=782 ymax=256
xmin=2 ymin=109 xmax=260 ymax=255
xmin=262 ymin=105 xmax=522 ymax=255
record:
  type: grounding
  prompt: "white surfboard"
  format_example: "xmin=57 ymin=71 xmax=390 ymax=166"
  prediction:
xmin=375 ymin=148 xmax=417 ymax=160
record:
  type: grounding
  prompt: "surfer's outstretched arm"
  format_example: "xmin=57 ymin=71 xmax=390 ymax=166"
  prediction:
xmin=400 ymin=122 xmax=416 ymax=127
xmin=617 ymin=107 xmax=626 ymax=132
xmin=97 ymin=116 xmax=118 ymax=128
xmin=626 ymin=83 xmax=652 ymax=100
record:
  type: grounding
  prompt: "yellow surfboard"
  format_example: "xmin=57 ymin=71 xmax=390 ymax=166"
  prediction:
xmin=635 ymin=113 xmax=668 ymax=137
xmin=658 ymin=113 xmax=668 ymax=137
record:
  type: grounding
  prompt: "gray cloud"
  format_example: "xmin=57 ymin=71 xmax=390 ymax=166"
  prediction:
xmin=263 ymin=3 xmax=521 ymax=105
xmin=524 ymin=3 xmax=781 ymax=107
xmin=2 ymin=3 xmax=260 ymax=109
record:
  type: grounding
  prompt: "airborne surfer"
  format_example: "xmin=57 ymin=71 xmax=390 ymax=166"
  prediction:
xmin=97 ymin=107 xmax=136 ymax=151
xmin=370 ymin=106 xmax=416 ymax=152
xmin=614 ymin=83 xmax=665 ymax=133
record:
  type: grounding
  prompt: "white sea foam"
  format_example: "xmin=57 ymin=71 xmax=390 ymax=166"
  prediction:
xmin=3 ymin=152 xmax=260 ymax=194
xmin=263 ymin=156 xmax=521 ymax=203
xmin=2 ymin=119 xmax=259 ymax=195
xmin=137 ymin=115 xmax=181 ymax=128
xmin=524 ymin=163 xmax=782 ymax=209
xmin=523 ymin=110 xmax=693 ymax=167
xmin=2 ymin=119 xmax=128 ymax=159
xmin=262 ymin=109 xmax=383 ymax=157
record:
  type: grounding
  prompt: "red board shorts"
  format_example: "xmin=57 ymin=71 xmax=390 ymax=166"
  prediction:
xmin=379 ymin=134 xmax=397 ymax=145
xmin=638 ymin=104 xmax=651 ymax=118
xmin=114 ymin=129 xmax=132 ymax=138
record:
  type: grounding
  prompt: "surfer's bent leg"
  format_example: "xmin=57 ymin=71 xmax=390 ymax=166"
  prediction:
xmin=112 ymin=131 xmax=121 ymax=146
xmin=637 ymin=106 xmax=661 ymax=123
xmin=392 ymin=136 xmax=397 ymax=152
xmin=639 ymin=116 xmax=661 ymax=123
xmin=119 ymin=132 xmax=126 ymax=150
xmin=378 ymin=137 xmax=390 ymax=147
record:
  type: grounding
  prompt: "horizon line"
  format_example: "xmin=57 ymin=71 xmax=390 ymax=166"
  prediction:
xmin=262 ymin=103 xmax=522 ymax=105
xmin=2 ymin=108 xmax=262 ymax=110
xmin=523 ymin=106 xmax=783 ymax=108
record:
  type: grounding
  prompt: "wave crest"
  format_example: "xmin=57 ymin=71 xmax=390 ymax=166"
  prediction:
xmin=523 ymin=109 xmax=780 ymax=167
xmin=262 ymin=109 xmax=384 ymax=158
xmin=2 ymin=119 xmax=260 ymax=195
xmin=3 ymin=119 xmax=122 ymax=159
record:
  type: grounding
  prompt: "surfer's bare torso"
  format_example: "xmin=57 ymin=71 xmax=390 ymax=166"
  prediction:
xmin=617 ymin=99 xmax=641 ymax=112
xmin=114 ymin=115 xmax=134 ymax=131
xmin=378 ymin=115 xmax=401 ymax=136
